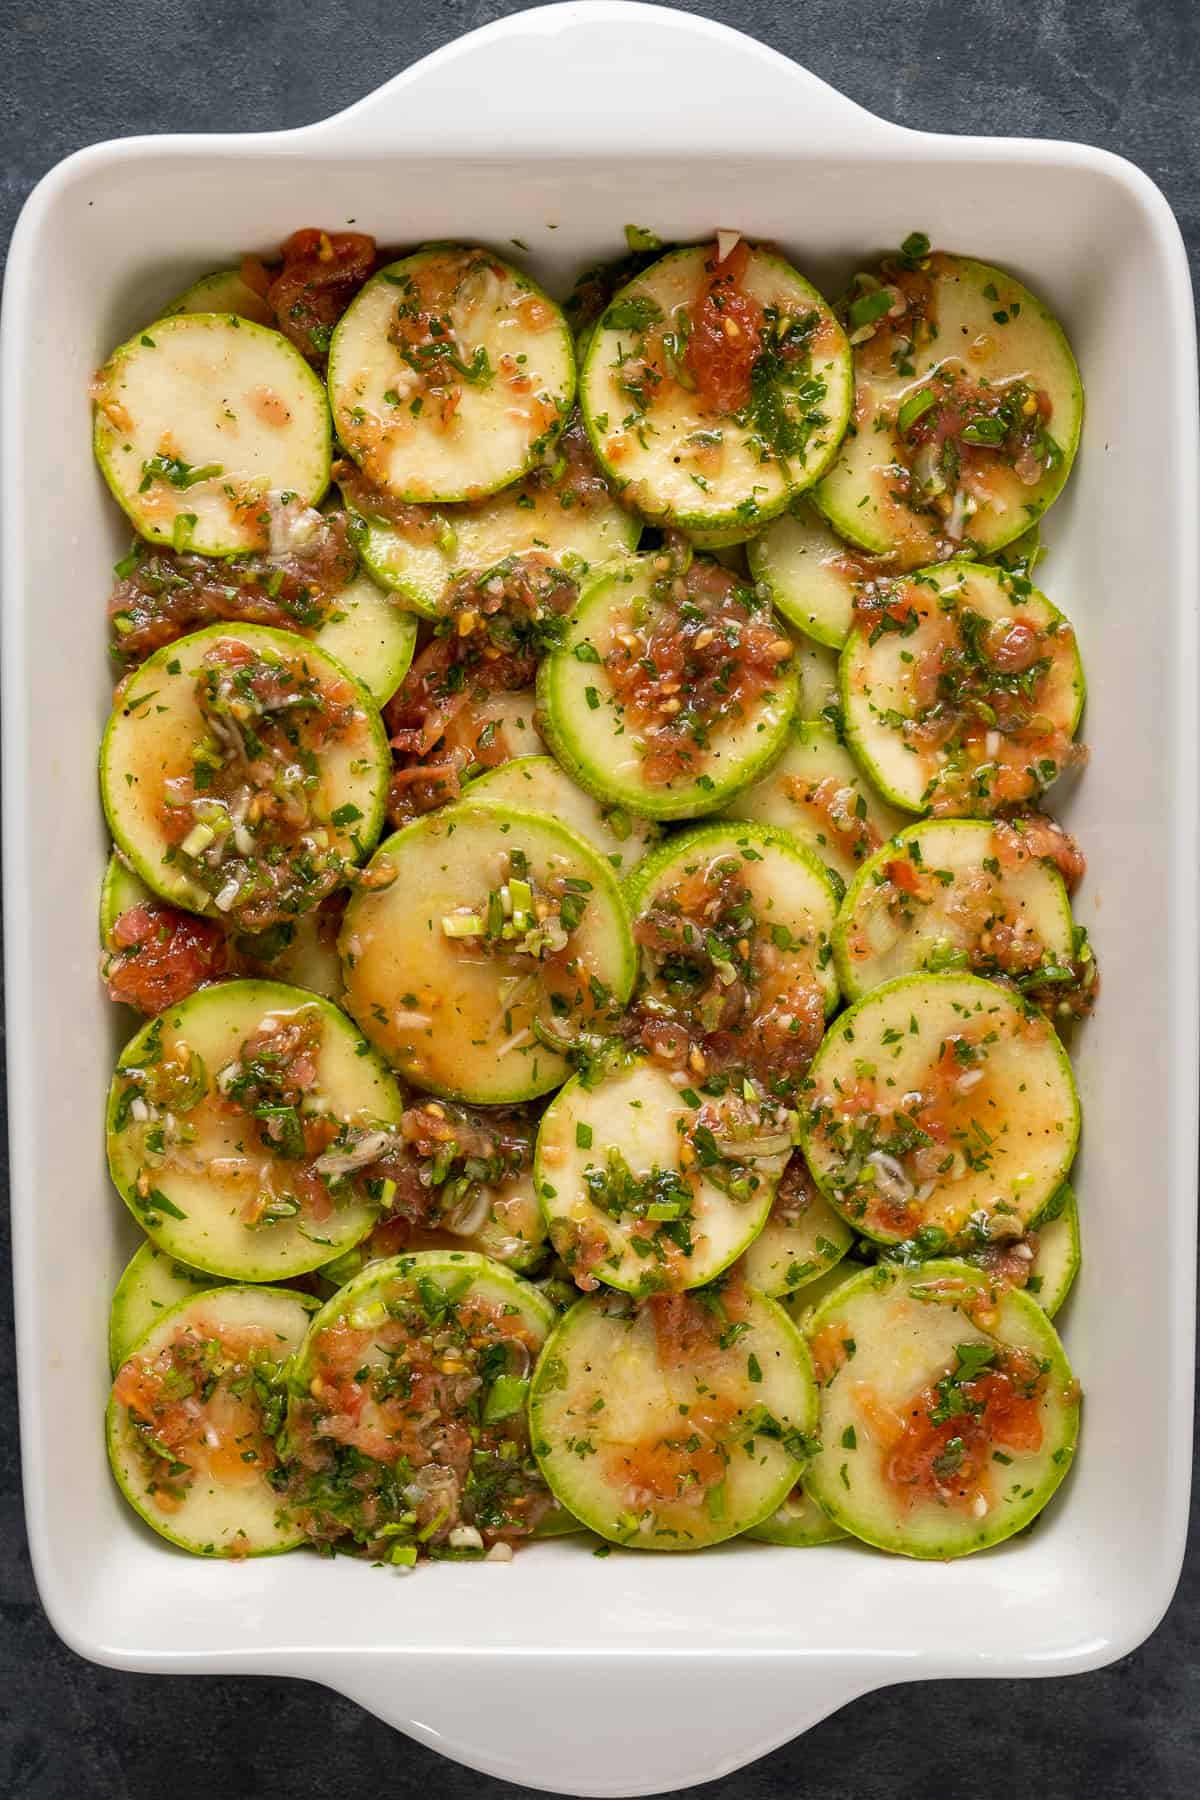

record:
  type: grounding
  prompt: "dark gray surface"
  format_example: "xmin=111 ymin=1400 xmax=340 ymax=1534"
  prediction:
xmin=1 ymin=1 xmax=1197 ymax=1795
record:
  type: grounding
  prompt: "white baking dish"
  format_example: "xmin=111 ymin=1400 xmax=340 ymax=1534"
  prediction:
xmin=3 ymin=4 xmax=1197 ymax=1793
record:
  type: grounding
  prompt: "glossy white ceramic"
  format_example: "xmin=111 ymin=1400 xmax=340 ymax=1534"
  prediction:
xmin=3 ymin=5 xmax=1197 ymax=1794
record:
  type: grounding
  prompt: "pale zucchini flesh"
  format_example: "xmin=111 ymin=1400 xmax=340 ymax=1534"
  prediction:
xmin=738 ymin=1155 xmax=854 ymax=1298
xmin=537 ymin=556 xmax=800 ymax=820
xmin=93 ymin=313 xmax=331 ymax=556
xmin=801 ymin=972 xmax=1079 ymax=1245
xmin=721 ymin=719 xmax=906 ymax=887
xmin=339 ymin=802 xmax=636 ymax=1104
xmin=744 ymin=1479 xmax=846 ymax=1546
xmin=580 ymin=243 xmax=852 ymax=532
xmin=833 ymin=817 xmax=1076 ymax=1001
xmin=530 ymin=1286 xmax=819 ymax=1548
xmin=536 ymin=1057 xmax=789 ymax=1295
xmin=109 ymin=1240 xmax=228 ymax=1372
xmin=748 ymin=498 xmax=872 ymax=648
xmin=815 ymin=251 xmax=1082 ymax=560
xmin=840 ymin=560 xmax=1085 ymax=816
xmin=963 ymin=1183 xmax=1080 ymax=1319
xmin=464 ymin=755 xmax=659 ymax=876
xmin=313 ymin=566 xmax=417 ymax=705
xmin=329 ymin=247 xmax=575 ymax=504
xmin=802 ymin=1260 xmax=1080 ymax=1557
xmin=795 ymin=636 xmax=841 ymax=722
xmin=107 ymin=980 xmax=403 ymax=1278
xmin=107 ymin=1284 xmax=317 ymax=1556
xmin=162 ymin=268 xmax=277 ymax=328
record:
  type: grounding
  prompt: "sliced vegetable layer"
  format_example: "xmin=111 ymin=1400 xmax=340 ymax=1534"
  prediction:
xmin=101 ymin=623 xmax=390 ymax=928
xmin=538 ymin=550 xmax=799 ymax=819
xmin=739 ymin=1151 xmax=853 ymax=1298
xmin=748 ymin=497 xmax=894 ymax=648
xmin=815 ymin=245 xmax=1082 ymax=560
xmin=745 ymin=1478 xmax=846 ymax=1546
xmin=329 ymin=246 xmax=575 ymax=504
xmin=339 ymin=801 xmax=635 ymax=1104
xmin=93 ymin=313 xmax=331 ymax=556
xmin=530 ymin=1282 xmax=818 ymax=1547
xmin=465 ymin=755 xmax=659 ymax=876
xmin=580 ymin=239 xmax=852 ymax=532
xmin=801 ymin=972 xmax=1079 ymax=1245
xmin=109 ymin=1240 xmax=228 ymax=1372
xmin=282 ymin=1252 xmax=557 ymax=1560
xmin=107 ymin=981 xmax=404 ymax=1278
xmin=802 ymin=1259 xmax=1079 ymax=1556
xmin=841 ymin=560 xmax=1085 ymax=815
xmin=536 ymin=1056 xmax=792 ymax=1295
xmin=162 ymin=267 xmax=277 ymax=327
xmin=962 ymin=1183 xmax=1080 ymax=1319
xmin=108 ymin=1284 xmax=316 ymax=1555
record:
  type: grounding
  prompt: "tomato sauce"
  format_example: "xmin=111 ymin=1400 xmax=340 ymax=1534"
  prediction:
xmin=882 ymin=1346 xmax=1046 ymax=1513
xmin=105 ymin=902 xmax=230 ymax=1012
xmin=263 ymin=228 xmax=377 ymax=361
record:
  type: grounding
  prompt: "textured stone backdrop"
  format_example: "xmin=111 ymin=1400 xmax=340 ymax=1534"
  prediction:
xmin=1 ymin=3 xmax=1197 ymax=1796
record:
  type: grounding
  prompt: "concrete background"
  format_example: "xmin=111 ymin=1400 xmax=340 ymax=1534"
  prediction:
xmin=1 ymin=2 xmax=1197 ymax=1794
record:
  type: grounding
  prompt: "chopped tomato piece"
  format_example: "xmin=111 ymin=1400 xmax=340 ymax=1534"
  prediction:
xmin=105 ymin=903 xmax=229 ymax=1013
xmin=684 ymin=240 xmax=764 ymax=415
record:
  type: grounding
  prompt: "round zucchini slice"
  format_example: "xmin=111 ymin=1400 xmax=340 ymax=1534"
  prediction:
xmin=801 ymin=972 xmax=1079 ymax=1246
xmin=739 ymin=1152 xmax=853 ymax=1298
xmin=109 ymin=1240 xmax=227 ymax=1372
xmin=537 ymin=553 xmax=800 ymax=820
xmin=339 ymin=801 xmax=636 ymax=1104
xmin=343 ymin=414 xmax=639 ymax=618
xmin=745 ymin=1479 xmax=846 ymax=1546
xmin=328 ymin=246 xmax=575 ymax=505
xmin=282 ymin=1251 xmax=557 ymax=1557
xmin=101 ymin=850 xmax=153 ymax=940
xmin=840 ymin=560 xmax=1085 ymax=816
xmin=814 ymin=248 xmax=1082 ymax=561
xmin=312 ymin=566 xmax=417 ymax=705
xmin=107 ymin=980 xmax=404 ymax=1278
xmin=92 ymin=313 xmax=331 ymax=557
xmin=530 ymin=1284 xmax=819 ymax=1549
xmin=802 ymin=1259 xmax=1080 ymax=1557
xmin=536 ymin=1056 xmax=793 ymax=1295
xmin=162 ymin=267 xmax=276 ymax=328
xmin=623 ymin=821 xmax=840 ymax=1082
xmin=721 ymin=718 xmax=906 ymax=886
xmin=580 ymin=240 xmax=852 ymax=533
xmin=833 ymin=817 xmax=1076 ymax=1002
xmin=748 ymin=497 xmax=881 ymax=648
xmin=464 ymin=755 xmax=659 ymax=876
xmin=108 ymin=1283 xmax=317 ymax=1556
xmin=100 ymin=623 xmax=390 ymax=925
xmin=963 ymin=1183 xmax=1080 ymax=1319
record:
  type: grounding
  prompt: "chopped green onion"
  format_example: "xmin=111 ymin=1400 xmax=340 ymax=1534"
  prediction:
xmin=441 ymin=911 xmax=485 ymax=938
xmin=847 ymin=289 xmax=893 ymax=331
xmin=624 ymin=223 xmax=662 ymax=253
xmin=897 ymin=387 xmax=938 ymax=433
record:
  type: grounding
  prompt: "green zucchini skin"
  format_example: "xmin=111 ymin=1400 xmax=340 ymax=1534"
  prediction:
xmin=107 ymin=1283 xmax=318 ymax=1557
xmin=93 ymin=313 xmax=331 ymax=557
xmin=1030 ymin=1184 xmax=1080 ymax=1317
xmin=529 ymin=1286 xmax=819 ymax=1549
xmin=329 ymin=246 xmax=575 ymax=505
xmin=108 ymin=1240 xmax=227 ymax=1373
xmin=801 ymin=1259 xmax=1080 ymax=1558
xmin=580 ymin=242 xmax=852 ymax=533
xmin=537 ymin=556 xmax=800 ymax=821
xmin=832 ymin=817 xmax=1077 ymax=1003
xmin=738 ymin=1158 xmax=854 ymax=1299
xmin=339 ymin=801 xmax=636 ymax=1105
xmin=800 ymin=971 xmax=1079 ymax=1246
xmin=839 ymin=560 xmax=1085 ymax=817
xmin=744 ymin=1481 xmax=846 ymax=1546
xmin=107 ymin=979 xmax=403 ymax=1279
xmin=99 ymin=622 xmax=390 ymax=920
xmin=814 ymin=250 xmax=1082 ymax=560
xmin=311 ymin=566 xmax=417 ymax=705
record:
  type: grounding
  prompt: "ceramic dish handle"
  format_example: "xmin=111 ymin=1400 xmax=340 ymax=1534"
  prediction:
xmin=302 ymin=0 xmax=898 ymax=155
xmin=323 ymin=1655 xmax=874 ymax=1796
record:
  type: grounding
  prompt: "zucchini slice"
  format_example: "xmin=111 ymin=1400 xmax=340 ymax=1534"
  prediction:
xmin=464 ymin=755 xmax=660 ymax=876
xmin=339 ymin=801 xmax=636 ymax=1104
xmin=814 ymin=249 xmax=1082 ymax=560
xmin=580 ymin=240 xmax=852 ymax=533
xmin=537 ymin=553 xmax=800 ymax=820
xmin=93 ymin=313 xmax=331 ymax=557
xmin=162 ymin=268 xmax=276 ymax=328
xmin=721 ymin=719 xmax=906 ymax=886
xmin=801 ymin=972 xmax=1079 ymax=1246
xmin=802 ymin=1259 xmax=1080 ymax=1557
xmin=833 ymin=818 xmax=1076 ymax=1002
xmin=745 ymin=1479 xmax=846 ymax=1546
xmin=328 ymin=247 xmax=575 ymax=504
xmin=840 ymin=560 xmax=1085 ymax=816
xmin=310 ymin=565 xmax=417 ymax=705
xmin=963 ymin=1183 xmax=1080 ymax=1319
xmin=795 ymin=636 xmax=840 ymax=721
xmin=282 ymin=1251 xmax=557 ymax=1557
xmin=109 ymin=1240 xmax=227 ymax=1372
xmin=100 ymin=623 xmax=390 ymax=925
xmin=535 ymin=1056 xmax=793 ymax=1295
xmin=739 ymin=1152 xmax=853 ymax=1298
xmin=107 ymin=980 xmax=404 ymax=1278
xmin=529 ymin=1284 xmax=819 ymax=1549
xmin=623 ymin=822 xmax=840 ymax=1079
xmin=344 ymin=415 xmax=639 ymax=618
xmin=101 ymin=850 xmax=153 ymax=939
xmin=748 ymin=498 xmax=873 ymax=648
xmin=108 ymin=1283 xmax=317 ymax=1556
